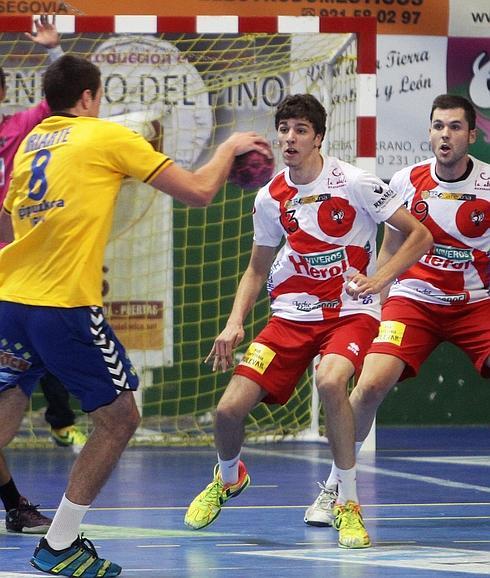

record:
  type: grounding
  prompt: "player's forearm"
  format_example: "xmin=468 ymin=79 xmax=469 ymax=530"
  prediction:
xmin=372 ymin=226 xmax=432 ymax=291
xmin=226 ymin=268 xmax=268 ymax=327
xmin=191 ymin=142 xmax=239 ymax=204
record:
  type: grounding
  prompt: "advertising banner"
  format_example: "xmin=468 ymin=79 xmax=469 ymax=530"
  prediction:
xmin=375 ymin=35 xmax=448 ymax=179
xmin=1 ymin=0 xmax=449 ymax=35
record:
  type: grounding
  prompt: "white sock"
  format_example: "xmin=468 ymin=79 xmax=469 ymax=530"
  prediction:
xmin=45 ymin=494 xmax=90 ymax=551
xmin=218 ymin=453 xmax=240 ymax=485
xmin=337 ymin=466 xmax=359 ymax=504
xmin=325 ymin=464 xmax=339 ymax=489
xmin=325 ymin=443 xmax=363 ymax=489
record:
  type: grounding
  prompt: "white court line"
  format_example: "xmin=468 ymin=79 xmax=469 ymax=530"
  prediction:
xmin=235 ymin=545 xmax=490 ymax=575
xmin=243 ymin=446 xmax=490 ymax=494
xmin=388 ymin=456 xmax=490 ymax=466
xmin=0 ymin=574 xmax=41 ymax=578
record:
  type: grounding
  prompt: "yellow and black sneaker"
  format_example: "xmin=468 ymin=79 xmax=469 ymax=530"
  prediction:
xmin=51 ymin=426 xmax=87 ymax=449
xmin=184 ymin=461 xmax=250 ymax=530
xmin=333 ymin=500 xmax=372 ymax=549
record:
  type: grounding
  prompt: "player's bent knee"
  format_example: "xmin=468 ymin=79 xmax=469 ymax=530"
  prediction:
xmin=354 ymin=379 xmax=393 ymax=406
xmin=215 ymin=402 xmax=248 ymax=428
xmin=316 ymin=377 xmax=349 ymax=401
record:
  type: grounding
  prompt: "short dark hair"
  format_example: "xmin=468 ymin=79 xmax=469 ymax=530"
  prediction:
xmin=0 ymin=67 xmax=5 ymax=91
xmin=43 ymin=54 xmax=101 ymax=111
xmin=275 ymin=94 xmax=327 ymax=141
xmin=430 ymin=94 xmax=476 ymax=131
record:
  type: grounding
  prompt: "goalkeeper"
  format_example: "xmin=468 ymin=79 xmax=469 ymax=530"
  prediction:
xmin=0 ymin=53 xmax=271 ymax=578
xmin=184 ymin=93 xmax=432 ymax=549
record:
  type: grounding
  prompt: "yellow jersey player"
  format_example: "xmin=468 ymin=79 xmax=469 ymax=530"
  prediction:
xmin=0 ymin=54 xmax=271 ymax=578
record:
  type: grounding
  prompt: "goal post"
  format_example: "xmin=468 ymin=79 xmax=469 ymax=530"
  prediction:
xmin=0 ymin=15 xmax=376 ymax=449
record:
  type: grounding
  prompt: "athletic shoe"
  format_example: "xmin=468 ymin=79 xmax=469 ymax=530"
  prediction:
xmin=333 ymin=500 xmax=371 ymax=549
xmin=304 ymin=481 xmax=338 ymax=527
xmin=5 ymin=496 xmax=52 ymax=534
xmin=31 ymin=536 xmax=121 ymax=577
xmin=184 ymin=461 xmax=250 ymax=529
xmin=51 ymin=426 xmax=87 ymax=449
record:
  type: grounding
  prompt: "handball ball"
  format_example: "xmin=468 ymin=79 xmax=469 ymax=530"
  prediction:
xmin=228 ymin=150 xmax=275 ymax=191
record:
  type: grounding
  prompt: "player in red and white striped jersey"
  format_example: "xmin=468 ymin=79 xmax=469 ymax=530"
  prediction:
xmin=311 ymin=94 xmax=489 ymax=527
xmin=185 ymin=94 xmax=432 ymax=548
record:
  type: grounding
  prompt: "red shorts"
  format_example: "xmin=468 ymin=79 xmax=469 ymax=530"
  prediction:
xmin=233 ymin=314 xmax=379 ymax=405
xmin=368 ymin=297 xmax=490 ymax=381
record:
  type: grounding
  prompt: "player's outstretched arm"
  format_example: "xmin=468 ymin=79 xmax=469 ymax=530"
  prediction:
xmin=24 ymin=14 xmax=60 ymax=49
xmin=149 ymin=132 xmax=272 ymax=207
xmin=347 ymin=206 xmax=432 ymax=299
xmin=205 ymin=244 xmax=276 ymax=373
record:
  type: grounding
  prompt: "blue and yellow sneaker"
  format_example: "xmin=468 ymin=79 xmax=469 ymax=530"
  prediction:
xmin=31 ymin=536 xmax=121 ymax=577
xmin=184 ymin=461 xmax=250 ymax=529
xmin=333 ymin=500 xmax=372 ymax=549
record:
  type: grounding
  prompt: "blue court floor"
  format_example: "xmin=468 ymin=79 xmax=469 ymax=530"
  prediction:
xmin=1 ymin=426 xmax=489 ymax=577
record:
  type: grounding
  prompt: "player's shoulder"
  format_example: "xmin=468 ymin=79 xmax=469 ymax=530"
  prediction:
xmin=327 ymin=155 xmax=362 ymax=176
xmin=256 ymin=167 xmax=287 ymax=198
xmin=81 ymin=116 xmax=145 ymax=146
xmin=394 ymin=157 xmax=433 ymax=180
xmin=469 ymin=154 xmax=490 ymax=171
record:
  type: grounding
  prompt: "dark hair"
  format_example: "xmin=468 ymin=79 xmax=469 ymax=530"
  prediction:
xmin=275 ymin=94 xmax=327 ymax=142
xmin=0 ymin=67 xmax=5 ymax=91
xmin=43 ymin=54 xmax=101 ymax=111
xmin=430 ymin=94 xmax=476 ymax=131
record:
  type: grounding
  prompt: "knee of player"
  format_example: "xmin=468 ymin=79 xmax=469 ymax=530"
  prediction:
xmin=316 ymin=375 xmax=349 ymax=401
xmin=215 ymin=399 xmax=246 ymax=426
xmin=352 ymin=377 xmax=392 ymax=406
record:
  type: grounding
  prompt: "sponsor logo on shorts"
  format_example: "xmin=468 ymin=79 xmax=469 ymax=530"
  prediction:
xmin=0 ymin=349 xmax=31 ymax=372
xmin=373 ymin=321 xmax=406 ymax=346
xmin=239 ymin=342 xmax=276 ymax=375
xmin=347 ymin=342 xmax=360 ymax=356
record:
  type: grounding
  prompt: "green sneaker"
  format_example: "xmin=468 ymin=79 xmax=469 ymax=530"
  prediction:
xmin=333 ymin=500 xmax=372 ymax=549
xmin=51 ymin=426 xmax=87 ymax=449
xmin=184 ymin=461 xmax=250 ymax=530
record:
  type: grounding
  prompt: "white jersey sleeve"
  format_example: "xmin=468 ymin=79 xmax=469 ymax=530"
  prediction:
xmin=253 ymin=172 xmax=285 ymax=248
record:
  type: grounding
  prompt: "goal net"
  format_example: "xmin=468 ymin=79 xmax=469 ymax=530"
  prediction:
xmin=0 ymin=16 xmax=376 ymax=446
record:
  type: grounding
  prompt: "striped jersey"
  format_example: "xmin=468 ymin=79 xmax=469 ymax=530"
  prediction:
xmin=0 ymin=114 xmax=172 ymax=307
xmin=387 ymin=156 xmax=489 ymax=305
xmin=253 ymin=156 xmax=404 ymax=322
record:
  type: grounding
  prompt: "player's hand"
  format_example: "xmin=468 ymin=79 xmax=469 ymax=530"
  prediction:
xmin=345 ymin=274 xmax=385 ymax=300
xmin=25 ymin=14 xmax=60 ymax=49
xmin=226 ymin=132 xmax=273 ymax=159
xmin=205 ymin=323 xmax=245 ymax=373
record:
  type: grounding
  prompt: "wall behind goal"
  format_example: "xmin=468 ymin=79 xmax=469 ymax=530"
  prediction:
xmin=1 ymin=6 xmax=488 ymax=429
